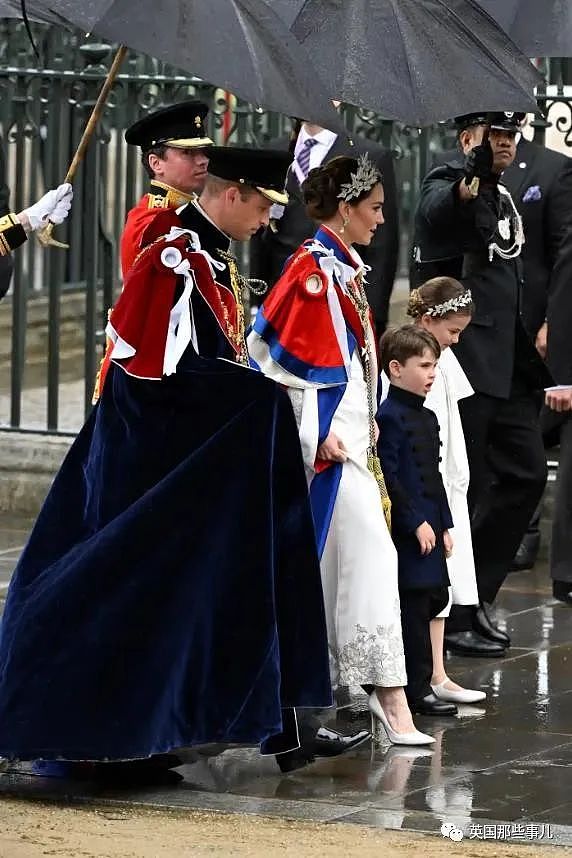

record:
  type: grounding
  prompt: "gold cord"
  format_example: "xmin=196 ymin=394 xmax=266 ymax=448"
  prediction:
xmin=216 ymin=248 xmax=250 ymax=365
xmin=345 ymin=274 xmax=392 ymax=531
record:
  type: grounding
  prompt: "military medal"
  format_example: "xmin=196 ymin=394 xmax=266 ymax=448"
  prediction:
xmin=498 ymin=217 xmax=511 ymax=241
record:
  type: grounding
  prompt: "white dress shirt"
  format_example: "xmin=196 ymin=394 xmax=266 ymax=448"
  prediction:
xmin=292 ymin=126 xmax=338 ymax=185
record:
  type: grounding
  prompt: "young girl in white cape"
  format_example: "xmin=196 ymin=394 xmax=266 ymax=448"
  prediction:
xmin=382 ymin=277 xmax=486 ymax=705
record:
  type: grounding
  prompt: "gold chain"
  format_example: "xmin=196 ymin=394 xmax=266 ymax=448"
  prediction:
xmin=216 ymin=248 xmax=250 ymax=365
xmin=345 ymin=275 xmax=392 ymax=531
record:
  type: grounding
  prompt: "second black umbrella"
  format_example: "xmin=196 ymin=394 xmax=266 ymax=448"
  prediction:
xmin=289 ymin=0 xmax=542 ymax=125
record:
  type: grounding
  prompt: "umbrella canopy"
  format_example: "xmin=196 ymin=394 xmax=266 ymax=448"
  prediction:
xmin=0 ymin=0 xmax=65 ymax=22
xmin=286 ymin=0 xmax=541 ymax=125
xmin=17 ymin=0 xmax=344 ymax=132
xmin=479 ymin=0 xmax=572 ymax=58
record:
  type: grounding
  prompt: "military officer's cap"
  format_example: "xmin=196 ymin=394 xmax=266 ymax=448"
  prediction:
xmin=125 ymin=101 xmax=213 ymax=150
xmin=207 ymin=146 xmax=291 ymax=206
xmin=454 ymin=111 xmax=526 ymax=133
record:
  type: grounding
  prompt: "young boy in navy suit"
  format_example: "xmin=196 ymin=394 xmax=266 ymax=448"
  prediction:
xmin=377 ymin=326 xmax=457 ymax=717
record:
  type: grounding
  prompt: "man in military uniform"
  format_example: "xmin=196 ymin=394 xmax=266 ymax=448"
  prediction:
xmin=0 ymin=181 xmax=72 ymax=259
xmin=0 ymin=147 xmax=365 ymax=781
xmin=120 ymin=100 xmax=213 ymax=277
xmin=412 ymin=111 xmax=552 ymax=658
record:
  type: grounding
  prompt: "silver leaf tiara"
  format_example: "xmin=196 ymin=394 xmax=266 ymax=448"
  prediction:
xmin=426 ymin=290 xmax=473 ymax=317
xmin=337 ymin=154 xmax=381 ymax=202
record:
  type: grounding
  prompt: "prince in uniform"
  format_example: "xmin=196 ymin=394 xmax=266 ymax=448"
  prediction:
xmin=120 ymin=100 xmax=213 ymax=277
xmin=413 ymin=111 xmax=552 ymax=657
xmin=0 ymin=148 xmax=336 ymax=777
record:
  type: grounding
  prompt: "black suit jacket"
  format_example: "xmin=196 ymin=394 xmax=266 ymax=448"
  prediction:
xmin=413 ymin=161 xmax=552 ymax=399
xmin=502 ymin=139 xmax=572 ymax=338
xmin=546 ymin=223 xmax=572 ymax=385
xmin=250 ymin=134 xmax=399 ymax=332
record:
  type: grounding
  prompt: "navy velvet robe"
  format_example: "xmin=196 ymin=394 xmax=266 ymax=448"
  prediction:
xmin=0 ymin=219 xmax=332 ymax=761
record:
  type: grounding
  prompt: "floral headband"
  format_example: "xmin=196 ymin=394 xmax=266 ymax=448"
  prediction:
xmin=425 ymin=290 xmax=473 ymax=317
xmin=337 ymin=154 xmax=381 ymax=202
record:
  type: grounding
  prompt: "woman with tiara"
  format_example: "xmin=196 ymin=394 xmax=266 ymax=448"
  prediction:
xmin=248 ymin=155 xmax=433 ymax=746
xmin=405 ymin=277 xmax=487 ymax=704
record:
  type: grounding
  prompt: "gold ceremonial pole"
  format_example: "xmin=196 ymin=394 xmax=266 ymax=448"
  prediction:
xmin=37 ymin=44 xmax=128 ymax=249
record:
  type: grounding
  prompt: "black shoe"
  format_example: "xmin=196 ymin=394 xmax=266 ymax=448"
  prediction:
xmin=276 ymin=747 xmax=315 ymax=773
xmin=408 ymin=693 xmax=458 ymax=716
xmin=474 ymin=604 xmax=510 ymax=647
xmin=312 ymin=726 xmax=371 ymax=757
xmin=92 ymin=756 xmax=184 ymax=786
xmin=32 ymin=753 xmax=184 ymax=785
xmin=510 ymin=541 xmax=539 ymax=572
xmin=276 ymin=726 xmax=370 ymax=773
xmin=553 ymin=580 xmax=572 ymax=604
xmin=445 ymin=630 xmax=506 ymax=657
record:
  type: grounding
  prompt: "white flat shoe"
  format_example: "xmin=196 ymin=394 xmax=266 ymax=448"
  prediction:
xmin=431 ymin=681 xmax=486 ymax=704
xmin=368 ymin=692 xmax=435 ymax=746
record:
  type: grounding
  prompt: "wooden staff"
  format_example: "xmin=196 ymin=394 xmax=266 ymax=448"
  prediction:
xmin=37 ymin=44 xmax=128 ymax=248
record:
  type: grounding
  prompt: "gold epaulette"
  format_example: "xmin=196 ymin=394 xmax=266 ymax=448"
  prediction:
xmin=147 ymin=182 xmax=196 ymax=211
xmin=147 ymin=193 xmax=171 ymax=210
xmin=0 ymin=213 xmax=26 ymax=256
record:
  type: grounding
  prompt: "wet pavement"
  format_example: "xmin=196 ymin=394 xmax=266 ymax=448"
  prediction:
xmin=0 ymin=498 xmax=571 ymax=847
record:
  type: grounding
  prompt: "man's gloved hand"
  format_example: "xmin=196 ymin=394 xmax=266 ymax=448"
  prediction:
xmin=463 ymin=141 xmax=494 ymax=185
xmin=20 ymin=183 xmax=73 ymax=231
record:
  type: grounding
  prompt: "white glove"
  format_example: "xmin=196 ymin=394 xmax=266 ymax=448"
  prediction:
xmin=21 ymin=183 xmax=73 ymax=231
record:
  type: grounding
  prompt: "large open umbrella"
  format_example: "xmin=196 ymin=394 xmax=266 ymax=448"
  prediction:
xmin=0 ymin=0 xmax=63 ymax=21
xmin=275 ymin=0 xmax=541 ymax=125
xmin=17 ymin=0 xmax=343 ymax=132
xmin=5 ymin=0 xmax=345 ymax=246
xmin=478 ymin=0 xmax=572 ymax=58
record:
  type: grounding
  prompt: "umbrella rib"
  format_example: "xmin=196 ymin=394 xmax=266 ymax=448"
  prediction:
xmin=233 ymin=0 xmax=265 ymax=105
xmin=386 ymin=0 xmax=420 ymax=119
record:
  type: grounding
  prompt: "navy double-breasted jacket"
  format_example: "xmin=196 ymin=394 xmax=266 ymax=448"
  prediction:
xmin=377 ymin=385 xmax=453 ymax=591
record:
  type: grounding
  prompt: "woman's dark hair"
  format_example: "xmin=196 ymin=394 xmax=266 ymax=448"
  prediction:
xmin=380 ymin=324 xmax=440 ymax=377
xmin=407 ymin=276 xmax=474 ymax=319
xmin=303 ymin=155 xmax=382 ymax=221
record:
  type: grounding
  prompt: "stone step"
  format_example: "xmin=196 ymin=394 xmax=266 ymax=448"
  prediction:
xmin=0 ymin=431 xmax=73 ymax=515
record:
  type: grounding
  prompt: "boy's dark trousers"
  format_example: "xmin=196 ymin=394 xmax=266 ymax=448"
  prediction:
xmin=400 ymin=586 xmax=449 ymax=703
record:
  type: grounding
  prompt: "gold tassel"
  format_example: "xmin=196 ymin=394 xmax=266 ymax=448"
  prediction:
xmin=367 ymin=451 xmax=392 ymax=532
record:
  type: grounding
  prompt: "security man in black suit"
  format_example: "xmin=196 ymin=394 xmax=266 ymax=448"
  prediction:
xmin=501 ymin=135 xmax=572 ymax=569
xmin=544 ymin=226 xmax=572 ymax=604
xmin=412 ymin=111 xmax=553 ymax=657
xmin=250 ymin=119 xmax=399 ymax=333
xmin=429 ymin=129 xmax=572 ymax=572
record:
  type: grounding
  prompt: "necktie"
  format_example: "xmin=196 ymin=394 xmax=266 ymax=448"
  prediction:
xmin=297 ymin=138 xmax=318 ymax=179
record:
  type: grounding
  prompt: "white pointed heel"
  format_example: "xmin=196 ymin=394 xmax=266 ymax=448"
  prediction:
xmin=368 ymin=692 xmax=435 ymax=746
xmin=431 ymin=680 xmax=486 ymax=704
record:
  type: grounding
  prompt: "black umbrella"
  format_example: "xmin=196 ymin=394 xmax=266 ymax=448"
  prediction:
xmin=282 ymin=0 xmax=541 ymax=125
xmin=22 ymin=0 xmax=344 ymax=132
xmin=0 ymin=0 xmax=65 ymax=22
xmin=479 ymin=0 xmax=572 ymax=57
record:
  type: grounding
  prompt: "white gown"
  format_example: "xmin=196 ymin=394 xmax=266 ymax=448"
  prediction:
xmin=318 ymin=350 xmax=406 ymax=688
xmin=380 ymin=347 xmax=478 ymax=614
xmin=425 ymin=348 xmax=479 ymax=611
xmin=249 ymin=241 xmax=407 ymax=690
